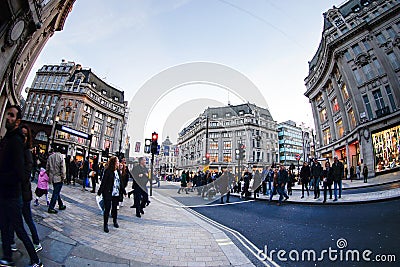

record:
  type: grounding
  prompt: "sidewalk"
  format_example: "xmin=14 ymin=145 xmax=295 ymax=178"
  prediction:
xmin=3 ymin=182 xmax=254 ymax=267
xmin=234 ymin=170 xmax=400 ymax=205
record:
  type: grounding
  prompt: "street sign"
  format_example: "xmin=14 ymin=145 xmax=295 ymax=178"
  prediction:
xmin=295 ymin=154 xmax=301 ymax=161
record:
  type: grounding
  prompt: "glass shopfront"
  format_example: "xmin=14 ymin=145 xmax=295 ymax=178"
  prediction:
xmin=372 ymin=124 xmax=400 ymax=173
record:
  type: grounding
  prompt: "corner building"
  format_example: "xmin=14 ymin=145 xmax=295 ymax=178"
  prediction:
xmin=305 ymin=0 xmax=400 ymax=177
xmin=23 ymin=61 xmax=127 ymax=160
xmin=177 ymin=103 xmax=278 ymax=172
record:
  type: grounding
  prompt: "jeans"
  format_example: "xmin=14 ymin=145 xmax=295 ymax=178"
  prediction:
xmin=323 ymin=182 xmax=332 ymax=202
xmin=0 ymin=197 xmax=39 ymax=263
xmin=277 ymin=185 xmax=288 ymax=204
xmin=301 ymin=180 xmax=309 ymax=196
xmin=49 ymin=182 xmax=64 ymax=210
xmin=22 ymin=200 xmax=40 ymax=245
xmin=314 ymin=177 xmax=320 ymax=197
xmin=334 ymin=180 xmax=342 ymax=200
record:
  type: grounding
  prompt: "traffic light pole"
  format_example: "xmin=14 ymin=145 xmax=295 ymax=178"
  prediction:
xmin=150 ymin=152 xmax=154 ymax=196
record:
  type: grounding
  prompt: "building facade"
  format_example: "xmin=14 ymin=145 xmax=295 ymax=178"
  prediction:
xmin=22 ymin=61 xmax=128 ymax=161
xmin=157 ymin=136 xmax=178 ymax=177
xmin=0 ymin=0 xmax=75 ymax=136
xmin=277 ymin=120 xmax=304 ymax=169
xmin=305 ymin=0 xmax=400 ymax=177
xmin=177 ymin=103 xmax=278 ymax=173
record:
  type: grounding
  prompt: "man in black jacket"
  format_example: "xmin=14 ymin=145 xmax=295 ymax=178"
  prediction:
xmin=311 ymin=158 xmax=323 ymax=199
xmin=132 ymin=157 xmax=149 ymax=218
xmin=0 ymin=105 xmax=43 ymax=266
xmin=332 ymin=156 xmax=344 ymax=201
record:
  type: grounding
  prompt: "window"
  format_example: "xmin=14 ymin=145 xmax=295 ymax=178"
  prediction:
xmin=210 ymin=122 xmax=218 ymax=127
xmin=223 ymin=152 xmax=231 ymax=163
xmin=387 ymin=52 xmax=400 ymax=69
xmin=222 ymin=132 xmax=232 ymax=138
xmin=225 ymin=113 xmax=231 ymax=117
xmin=344 ymin=50 xmax=352 ymax=61
xmin=348 ymin=109 xmax=356 ymax=130
xmin=363 ymin=40 xmax=371 ymax=50
xmin=363 ymin=95 xmax=373 ymax=119
xmin=362 ymin=64 xmax=374 ymax=80
xmin=81 ymin=115 xmax=89 ymax=127
xmin=376 ymin=33 xmax=386 ymax=44
xmin=352 ymin=69 xmax=363 ymax=85
xmin=323 ymin=128 xmax=331 ymax=146
xmin=212 ymin=114 xmax=217 ymax=119
xmin=331 ymin=97 xmax=340 ymax=113
xmin=372 ymin=59 xmax=384 ymax=75
xmin=341 ymin=84 xmax=349 ymax=100
xmin=373 ymin=90 xmax=385 ymax=110
xmin=336 ymin=119 xmax=344 ymax=138
xmin=223 ymin=141 xmax=231 ymax=149
xmin=210 ymin=142 xmax=218 ymax=150
xmin=386 ymin=27 xmax=396 ymax=39
xmin=319 ymin=108 xmax=328 ymax=123
xmin=352 ymin=44 xmax=362 ymax=56
xmin=385 ymin=86 xmax=396 ymax=111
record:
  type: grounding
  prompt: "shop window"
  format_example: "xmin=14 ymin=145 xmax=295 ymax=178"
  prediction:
xmin=336 ymin=119 xmax=344 ymax=138
xmin=323 ymin=128 xmax=331 ymax=146
xmin=319 ymin=108 xmax=328 ymax=123
xmin=348 ymin=109 xmax=356 ymax=130
xmin=331 ymin=97 xmax=340 ymax=113
xmin=341 ymin=84 xmax=349 ymax=100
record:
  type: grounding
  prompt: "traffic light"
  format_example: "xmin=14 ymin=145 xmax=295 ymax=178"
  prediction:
xmin=144 ymin=139 xmax=151 ymax=154
xmin=237 ymin=144 xmax=245 ymax=160
xmin=151 ymin=132 xmax=158 ymax=154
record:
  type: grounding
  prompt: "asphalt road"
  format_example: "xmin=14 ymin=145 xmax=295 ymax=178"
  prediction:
xmin=190 ymin=197 xmax=400 ymax=267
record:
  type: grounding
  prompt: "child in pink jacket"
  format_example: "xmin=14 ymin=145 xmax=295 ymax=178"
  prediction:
xmin=34 ymin=168 xmax=49 ymax=206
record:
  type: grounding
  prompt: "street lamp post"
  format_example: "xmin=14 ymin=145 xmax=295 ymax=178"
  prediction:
xmin=87 ymin=127 xmax=95 ymax=159
xmin=50 ymin=114 xmax=60 ymax=152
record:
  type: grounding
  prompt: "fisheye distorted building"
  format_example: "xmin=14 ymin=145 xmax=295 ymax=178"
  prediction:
xmin=177 ymin=103 xmax=278 ymax=172
xmin=22 ymin=61 xmax=128 ymax=161
xmin=305 ymin=0 xmax=400 ymax=177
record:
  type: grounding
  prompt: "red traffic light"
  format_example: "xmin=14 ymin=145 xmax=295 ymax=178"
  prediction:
xmin=151 ymin=132 xmax=158 ymax=142
xmin=206 ymin=153 xmax=210 ymax=158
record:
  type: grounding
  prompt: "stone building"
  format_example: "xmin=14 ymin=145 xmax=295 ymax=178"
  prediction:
xmin=304 ymin=0 xmax=400 ymax=177
xmin=22 ymin=61 xmax=128 ymax=161
xmin=0 ymin=0 xmax=75 ymax=136
xmin=177 ymin=103 xmax=278 ymax=173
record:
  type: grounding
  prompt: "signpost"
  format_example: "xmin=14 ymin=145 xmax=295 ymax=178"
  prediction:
xmin=295 ymin=153 xmax=301 ymax=178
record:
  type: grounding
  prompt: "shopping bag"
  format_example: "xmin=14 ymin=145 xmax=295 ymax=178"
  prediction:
xmin=96 ymin=195 xmax=105 ymax=214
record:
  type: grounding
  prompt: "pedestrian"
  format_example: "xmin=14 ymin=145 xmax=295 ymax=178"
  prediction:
xmin=269 ymin=168 xmax=279 ymax=202
xmin=34 ymin=168 xmax=49 ymax=206
xmin=132 ymin=157 xmax=149 ymax=218
xmin=252 ymin=170 xmax=262 ymax=199
xmin=332 ymin=156 xmax=344 ymax=201
xmin=12 ymin=125 xmax=42 ymax=252
xmin=287 ymin=169 xmax=294 ymax=196
xmin=81 ymin=156 xmax=90 ymax=191
xmin=311 ymin=158 xmax=322 ymax=199
xmin=300 ymin=162 xmax=310 ymax=198
xmin=356 ymin=164 xmax=361 ymax=180
xmin=65 ymin=155 xmax=71 ymax=185
xmin=240 ymin=168 xmax=252 ymax=199
xmin=322 ymin=161 xmax=333 ymax=203
xmin=350 ymin=165 xmax=354 ymax=182
xmin=97 ymin=156 xmax=125 ymax=233
xmin=118 ymin=157 xmax=131 ymax=207
xmin=0 ymin=105 xmax=43 ymax=266
xmin=276 ymin=165 xmax=289 ymax=206
xmin=69 ymin=157 xmax=79 ymax=186
xmin=90 ymin=156 xmax=100 ymax=193
xmin=177 ymin=170 xmax=188 ymax=194
xmin=46 ymin=147 xmax=67 ymax=214
xmin=363 ymin=164 xmax=368 ymax=183
xmin=219 ymin=168 xmax=233 ymax=203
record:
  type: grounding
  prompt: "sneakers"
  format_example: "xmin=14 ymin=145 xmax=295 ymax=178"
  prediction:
xmin=34 ymin=243 xmax=43 ymax=252
xmin=59 ymin=205 xmax=66 ymax=210
xmin=48 ymin=208 xmax=58 ymax=214
xmin=34 ymin=199 xmax=39 ymax=206
xmin=0 ymin=258 xmax=15 ymax=266
xmin=29 ymin=260 xmax=43 ymax=267
xmin=10 ymin=243 xmax=17 ymax=252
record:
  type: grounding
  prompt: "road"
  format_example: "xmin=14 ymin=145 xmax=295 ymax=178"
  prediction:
xmin=189 ymin=197 xmax=400 ymax=266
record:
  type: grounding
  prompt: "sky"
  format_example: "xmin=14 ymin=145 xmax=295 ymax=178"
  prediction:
xmin=23 ymin=0 xmax=346 ymax=145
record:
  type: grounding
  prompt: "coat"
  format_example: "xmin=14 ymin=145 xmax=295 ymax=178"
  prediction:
xmin=0 ymin=127 xmax=25 ymax=199
xmin=21 ymin=146 xmax=34 ymax=201
xmin=300 ymin=165 xmax=311 ymax=183
xmin=46 ymin=152 xmax=66 ymax=184
xmin=332 ymin=161 xmax=344 ymax=182
xmin=97 ymin=168 xmax=125 ymax=200
xmin=37 ymin=168 xmax=49 ymax=190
